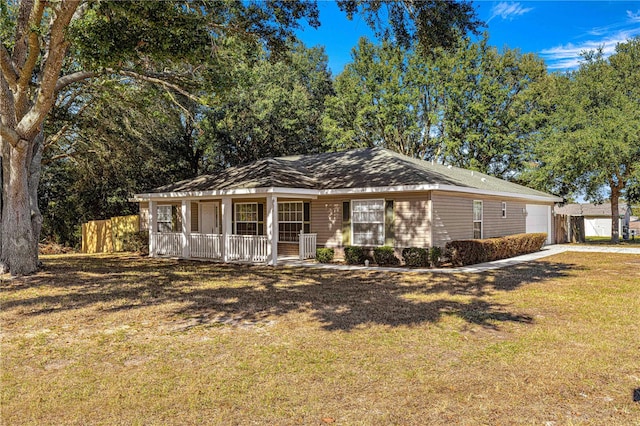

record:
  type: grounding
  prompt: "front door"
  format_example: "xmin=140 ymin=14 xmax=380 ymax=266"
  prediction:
xmin=200 ymin=202 xmax=219 ymax=234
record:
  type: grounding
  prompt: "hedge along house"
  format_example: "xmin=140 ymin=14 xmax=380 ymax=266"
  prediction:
xmin=132 ymin=148 xmax=562 ymax=265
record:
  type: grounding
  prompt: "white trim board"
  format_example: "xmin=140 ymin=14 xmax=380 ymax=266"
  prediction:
xmin=133 ymin=184 xmax=561 ymax=204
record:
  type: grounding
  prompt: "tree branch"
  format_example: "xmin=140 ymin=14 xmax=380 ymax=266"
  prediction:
xmin=11 ymin=0 xmax=36 ymax=68
xmin=108 ymin=69 xmax=201 ymax=103
xmin=16 ymin=0 xmax=80 ymax=141
xmin=0 ymin=124 xmax=20 ymax=147
xmin=0 ymin=44 xmax=18 ymax=89
xmin=15 ymin=1 xmax=45 ymax=116
xmin=55 ymin=71 xmax=96 ymax=93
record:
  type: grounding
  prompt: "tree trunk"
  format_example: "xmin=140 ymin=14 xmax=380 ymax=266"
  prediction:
xmin=2 ymin=138 xmax=38 ymax=275
xmin=0 ymin=137 xmax=9 ymax=274
xmin=610 ymin=186 xmax=621 ymax=244
xmin=30 ymin=130 xmax=44 ymax=266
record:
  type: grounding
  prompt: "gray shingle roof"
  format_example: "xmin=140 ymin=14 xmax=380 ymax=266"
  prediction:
xmin=146 ymin=148 xmax=559 ymax=199
xmin=555 ymin=202 xmax=629 ymax=217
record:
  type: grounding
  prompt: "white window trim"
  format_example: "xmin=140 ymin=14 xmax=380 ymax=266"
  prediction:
xmin=473 ymin=200 xmax=483 ymax=239
xmin=351 ymin=198 xmax=385 ymax=247
xmin=501 ymin=201 xmax=507 ymax=219
xmin=157 ymin=204 xmax=173 ymax=233
xmin=277 ymin=201 xmax=304 ymax=242
xmin=234 ymin=202 xmax=258 ymax=235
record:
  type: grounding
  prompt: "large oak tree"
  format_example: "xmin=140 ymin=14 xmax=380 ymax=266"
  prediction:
xmin=1 ymin=0 xmax=480 ymax=275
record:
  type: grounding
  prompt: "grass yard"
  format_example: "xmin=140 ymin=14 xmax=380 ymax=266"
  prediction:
xmin=583 ymin=236 xmax=640 ymax=245
xmin=1 ymin=253 xmax=640 ymax=425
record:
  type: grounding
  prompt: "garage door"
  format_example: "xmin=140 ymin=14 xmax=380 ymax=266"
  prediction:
xmin=526 ymin=204 xmax=551 ymax=245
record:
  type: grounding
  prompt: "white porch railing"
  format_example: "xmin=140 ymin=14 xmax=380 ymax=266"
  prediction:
xmin=152 ymin=232 xmax=316 ymax=264
xmin=191 ymin=233 xmax=222 ymax=259
xmin=299 ymin=232 xmax=317 ymax=260
xmin=227 ymin=235 xmax=269 ymax=262
xmin=152 ymin=232 xmax=182 ymax=257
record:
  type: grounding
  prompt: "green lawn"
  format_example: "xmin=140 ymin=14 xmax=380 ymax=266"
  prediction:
xmin=582 ymin=236 xmax=640 ymax=245
xmin=1 ymin=253 xmax=639 ymax=425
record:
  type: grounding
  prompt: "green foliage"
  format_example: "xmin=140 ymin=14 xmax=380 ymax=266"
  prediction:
xmin=401 ymin=247 xmax=428 ymax=267
xmin=0 ymin=1 xmax=15 ymax=46
xmin=526 ymin=38 xmax=640 ymax=241
xmin=40 ymin=81 xmax=198 ymax=245
xmin=204 ymin=43 xmax=333 ymax=168
xmin=122 ymin=231 xmax=150 ymax=255
xmin=344 ymin=246 xmax=366 ymax=265
xmin=337 ymin=0 xmax=481 ymax=51
xmin=439 ymin=36 xmax=547 ymax=178
xmin=315 ymin=248 xmax=335 ymax=263
xmin=429 ymin=246 xmax=442 ymax=267
xmin=445 ymin=233 xmax=547 ymax=266
xmin=323 ymin=34 xmax=547 ymax=179
xmin=373 ymin=246 xmax=399 ymax=266
xmin=67 ymin=1 xmax=320 ymax=70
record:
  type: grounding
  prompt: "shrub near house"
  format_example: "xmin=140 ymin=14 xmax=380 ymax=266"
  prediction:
xmin=446 ymin=233 xmax=547 ymax=266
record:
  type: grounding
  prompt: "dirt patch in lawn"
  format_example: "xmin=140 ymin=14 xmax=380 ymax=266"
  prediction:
xmin=1 ymin=252 xmax=639 ymax=425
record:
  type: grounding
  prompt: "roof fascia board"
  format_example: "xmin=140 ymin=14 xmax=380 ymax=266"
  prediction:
xmin=132 ymin=187 xmax=319 ymax=201
xmin=132 ymin=184 xmax=561 ymax=203
xmin=318 ymin=184 xmax=562 ymax=203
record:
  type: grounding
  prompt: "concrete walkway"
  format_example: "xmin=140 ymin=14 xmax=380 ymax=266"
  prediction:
xmin=279 ymin=244 xmax=640 ymax=274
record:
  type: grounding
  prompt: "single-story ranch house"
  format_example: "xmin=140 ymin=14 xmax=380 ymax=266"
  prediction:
xmin=133 ymin=148 xmax=563 ymax=265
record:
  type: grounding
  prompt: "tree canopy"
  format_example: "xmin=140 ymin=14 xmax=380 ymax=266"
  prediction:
xmin=322 ymin=34 xmax=547 ymax=180
xmin=527 ymin=38 xmax=640 ymax=242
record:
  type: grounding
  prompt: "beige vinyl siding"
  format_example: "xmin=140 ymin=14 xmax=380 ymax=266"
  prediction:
xmin=483 ymin=200 xmax=526 ymax=238
xmin=139 ymin=202 xmax=149 ymax=230
xmin=431 ymin=193 xmax=474 ymax=248
xmin=166 ymin=202 xmax=183 ymax=232
xmin=311 ymin=193 xmax=431 ymax=248
xmin=190 ymin=202 xmax=199 ymax=232
xmin=431 ymin=192 xmax=529 ymax=247
xmin=393 ymin=193 xmax=431 ymax=248
xmin=311 ymin=197 xmax=343 ymax=247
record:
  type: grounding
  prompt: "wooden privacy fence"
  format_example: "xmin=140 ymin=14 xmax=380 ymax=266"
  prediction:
xmin=81 ymin=215 xmax=140 ymax=254
xmin=553 ymin=214 xmax=585 ymax=244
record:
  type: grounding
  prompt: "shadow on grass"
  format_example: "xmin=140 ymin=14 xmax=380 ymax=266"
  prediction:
xmin=1 ymin=254 xmax=577 ymax=331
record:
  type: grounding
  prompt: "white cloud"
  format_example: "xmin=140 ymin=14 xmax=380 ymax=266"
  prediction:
xmin=541 ymin=12 xmax=640 ymax=70
xmin=488 ymin=2 xmax=533 ymax=22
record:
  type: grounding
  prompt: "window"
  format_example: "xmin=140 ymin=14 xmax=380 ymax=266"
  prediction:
xmin=157 ymin=205 xmax=173 ymax=233
xmin=501 ymin=202 xmax=507 ymax=219
xmin=278 ymin=202 xmax=303 ymax=242
xmin=473 ymin=200 xmax=483 ymax=239
xmin=235 ymin=203 xmax=258 ymax=235
xmin=352 ymin=199 xmax=385 ymax=246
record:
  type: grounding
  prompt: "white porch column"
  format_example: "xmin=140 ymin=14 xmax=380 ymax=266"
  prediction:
xmin=181 ymin=200 xmax=191 ymax=258
xmin=221 ymin=197 xmax=232 ymax=262
xmin=149 ymin=200 xmax=157 ymax=257
xmin=266 ymin=195 xmax=278 ymax=266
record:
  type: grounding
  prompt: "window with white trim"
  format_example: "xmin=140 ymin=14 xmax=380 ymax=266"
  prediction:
xmin=157 ymin=205 xmax=173 ymax=233
xmin=352 ymin=199 xmax=385 ymax=246
xmin=278 ymin=202 xmax=303 ymax=242
xmin=235 ymin=203 xmax=258 ymax=235
xmin=501 ymin=202 xmax=507 ymax=219
xmin=473 ymin=200 xmax=483 ymax=239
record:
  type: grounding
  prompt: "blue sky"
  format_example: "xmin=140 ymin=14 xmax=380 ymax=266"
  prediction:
xmin=296 ymin=1 xmax=640 ymax=75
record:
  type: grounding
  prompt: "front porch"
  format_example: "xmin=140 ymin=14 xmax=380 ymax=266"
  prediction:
xmin=147 ymin=197 xmax=317 ymax=265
